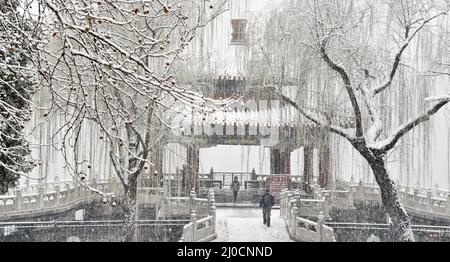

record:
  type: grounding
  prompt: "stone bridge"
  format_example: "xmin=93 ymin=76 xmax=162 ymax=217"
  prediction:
xmin=279 ymin=182 xmax=450 ymax=241
xmin=2 ymin=173 xmax=450 ymax=242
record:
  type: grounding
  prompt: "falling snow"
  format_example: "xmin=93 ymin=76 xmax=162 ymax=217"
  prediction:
xmin=1 ymin=0 xmax=450 ymax=243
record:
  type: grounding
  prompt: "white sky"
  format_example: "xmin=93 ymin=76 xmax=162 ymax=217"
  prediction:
xmin=251 ymin=0 xmax=285 ymax=11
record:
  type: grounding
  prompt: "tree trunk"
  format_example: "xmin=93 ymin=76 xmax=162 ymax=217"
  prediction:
xmin=122 ymin=177 xmax=138 ymax=242
xmin=366 ymin=155 xmax=415 ymax=242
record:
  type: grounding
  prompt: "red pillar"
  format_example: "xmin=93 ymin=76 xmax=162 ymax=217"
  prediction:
xmin=186 ymin=145 xmax=200 ymax=193
xmin=319 ymin=142 xmax=331 ymax=189
xmin=270 ymin=147 xmax=291 ymax=175
xmin=270 ymin=148 xmax=281 ymax=174
xmin=303 ymin=145 xmax=313 ymax=186
xmin=281 ymin=147 xmax=291 ymax=174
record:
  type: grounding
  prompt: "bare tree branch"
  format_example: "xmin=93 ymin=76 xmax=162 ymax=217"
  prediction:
xmin=371 ymin=99 xmax=449 ymax=152
xmin=319 ymin=45 xmax=364 ymax=137
xmin=278 ymin=92 xmax=353 ymax=140
xmin=372 ymin=11 xmax=447 ymax=96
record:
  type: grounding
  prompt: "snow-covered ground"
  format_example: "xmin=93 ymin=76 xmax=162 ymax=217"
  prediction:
xmin=213 ymin=208 xmax=294 ymax=242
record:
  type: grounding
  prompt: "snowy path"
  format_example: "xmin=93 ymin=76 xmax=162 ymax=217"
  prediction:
xmin=213 ymin=207 xmax=294 ymax=242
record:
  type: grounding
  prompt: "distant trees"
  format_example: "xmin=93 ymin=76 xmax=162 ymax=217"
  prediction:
xmin=0 ymin=0 xmax=38 ymax=194
xmin=252 ymin=0 xmax=449 ymax=241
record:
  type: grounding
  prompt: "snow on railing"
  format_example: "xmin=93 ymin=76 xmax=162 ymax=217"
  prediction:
xmin=281 ymin=182 xmax=450 ymax=240
xmin=0 ymin=179 xmax=121 ymax=217
xmin=326 ymin=183 xmax=450 ymax=219
xmin=280 ymin=189 xmax=336 ymax=242
xmin=179 ymin=189 xmax=217 ymax=242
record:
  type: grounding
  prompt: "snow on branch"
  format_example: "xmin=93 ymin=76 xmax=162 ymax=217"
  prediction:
xmin=369 ymin=99 xmax=450 ymax=152
xmin=22 ymin=0 xmax=237 ymax=199
xmin=278 ymin=92 xmax=353 ymax=141
xmin=425 ymin=95 xmax=450 ymax=103
xmin=372 ymin=11 xmax=447 ymax=96
xmin=319 ymin=45 xmax=364 ymax=137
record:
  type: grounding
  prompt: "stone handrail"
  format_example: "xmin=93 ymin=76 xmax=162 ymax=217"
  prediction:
xmin=160 ymin=190 xmax=211 ymax=217
xmin=179 ymin=189 xmax=217 ymax=242
xmin=310 ymin=183 xmax=450 ymax=220
xmin=395 ymin=185 xmax=450 ymax=218
xmin=1 ymin=175 xmax=213 ymax=227
xmin=348 ymin=183 xmax=450 ymax=219
xmin=0 ymin=179 xmax=123 ymax=219
xmin=280 ymin=189 xmax=336 ymax=242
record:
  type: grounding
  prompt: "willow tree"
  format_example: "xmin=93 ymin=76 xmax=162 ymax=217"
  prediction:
xmin=35 ymin=0 xmax=230 ymax=241
xmin=251 ymin=0 xmax=449 ymax=241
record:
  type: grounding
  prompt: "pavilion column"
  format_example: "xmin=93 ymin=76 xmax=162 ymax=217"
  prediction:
xmin=281 ymin=146 xmax=291 ymax=175
xmin=270 ymin=148 xmax=281 ymax=175
xmin=319 ymin=142 xmax=331 ymax=189
xmin=271 ymin=147 xmax=291 ymax=175
xmin=303 ymin=145 xmax=314 ymax=188
xmin=186 ymin=145 xmax=200 ymax=193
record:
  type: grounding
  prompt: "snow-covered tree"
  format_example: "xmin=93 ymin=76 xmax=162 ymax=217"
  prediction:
xmin=0 ymin=0 xmax=37 ymax=194
xmin=35 ymin=0 xmax=231 ymax=241
xmin=252 ymin=0 xmax=450 ymax=241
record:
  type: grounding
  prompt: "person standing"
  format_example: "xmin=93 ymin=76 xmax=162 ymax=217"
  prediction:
xmin=259 ymin=188 xmax=275 ymax=227
xmin=230 ymin=176 xmax=241 ymax=203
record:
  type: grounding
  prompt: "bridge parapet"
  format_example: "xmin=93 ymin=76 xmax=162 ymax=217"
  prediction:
xmin=346 ymin=183 xmax=450 ymax=220
xmin=280 ymin=189 xmax=336 ymax=242
xmin=179 ymin=189 xmax=217 ymax=242
xmin=0 ymin=179 xmax=123 ymax=219
xmin=305 ymin=182 xmax=450 ymax=222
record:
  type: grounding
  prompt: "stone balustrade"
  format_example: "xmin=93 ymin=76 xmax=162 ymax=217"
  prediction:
xmin=281 ymin=182 xmax=450 ymax=241
xmin=1 ymin=177 xmax=215 ymax=241
xmin=0 ymin=179 xmax=121 ymax=219
xmin=349 ymin=183 xmax=450 ymax=219
xmin=1 ymin=175 xmax=213 ymax=220
xmin=179 ymin=189 xmax=217 ymax=242
xmin=310 ymin=182 xmax=450 ymax=221
xmin=280 ymin=189 xmax=336 ymax=242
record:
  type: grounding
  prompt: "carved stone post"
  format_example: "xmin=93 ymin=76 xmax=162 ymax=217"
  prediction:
xmin=38 ymin=184 xmax=44 ymax=209
xmin=55 ymin=184 xmax=60 ymax=207
xmin=318 ymin=211 xmax=325 ymax=242
xmin=189 ymin=189 xmax=196 ymax=213
xmin=446 ymin=194 xmax=450 ymax=215
xmin=324 ymin=193 xmax=331 ymax=217
xmin=413 ymin=187 xmax=419 ymax=209
xmin=63 ymin=183 xmax=69 ymax=203
xmin=356 ymin=180 xmax=364 ymax=200
xmin=427 ymin=189 xmax=433 ymax=211
xmin=210 ymin=206 xmax=217 ymax=234
xmin=348 ymin=187 xmax=354 ymax=207
xmin=15 ymin=189 xmax=23 ymax=211
xmin=291 ymin=204 xmax=298 ymax=233
xmin=156 ymin=188 xmax=165 ymax=219
xmin=190 ymin=210 xmax=197 ymax=242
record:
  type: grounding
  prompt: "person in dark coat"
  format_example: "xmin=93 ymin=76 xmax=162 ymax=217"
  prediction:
xmin=230 ymin=176 xmax=241 ymax=203
xmin=259 ymin=188 xmax=275 ymax=227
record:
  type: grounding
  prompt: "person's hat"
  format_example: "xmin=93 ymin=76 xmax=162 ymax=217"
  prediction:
xmin=234 ymin=176 xmax=238 ymax=180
